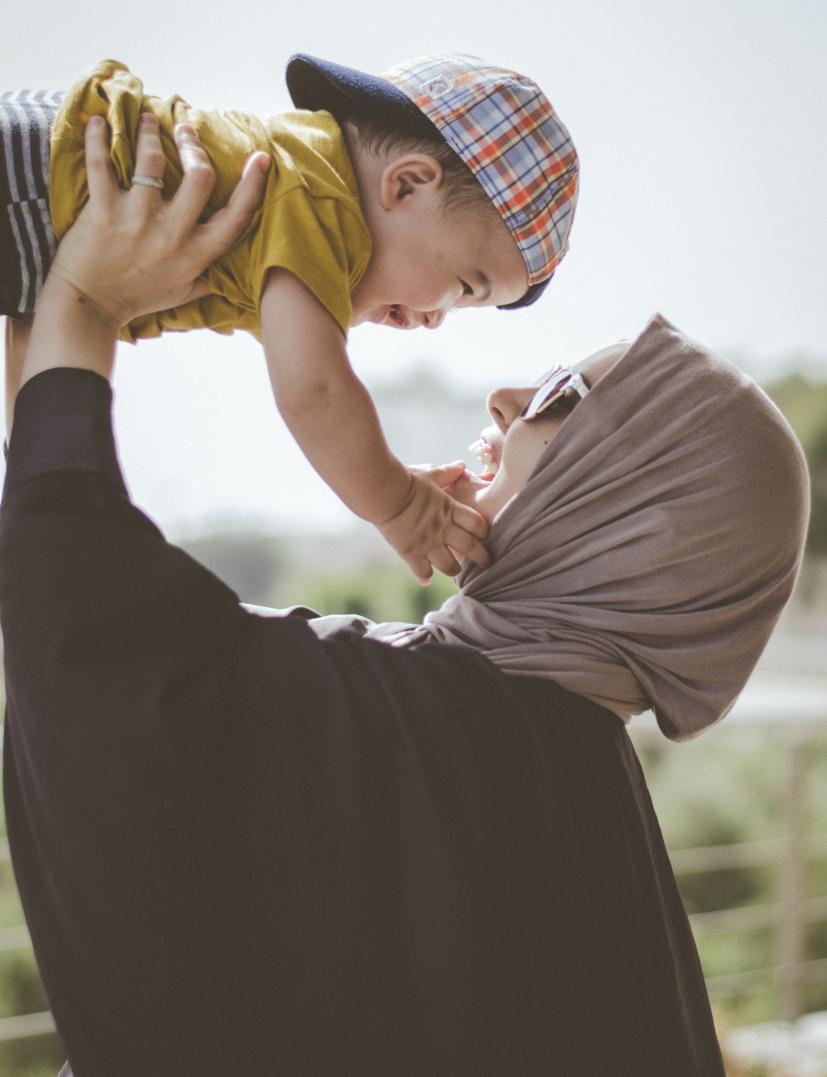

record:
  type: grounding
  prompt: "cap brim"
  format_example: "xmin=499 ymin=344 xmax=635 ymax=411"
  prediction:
xmin=497 ymin=276 xmax=550 ymax=311
xmin=286 ymin=54 xmax=439 ymax=140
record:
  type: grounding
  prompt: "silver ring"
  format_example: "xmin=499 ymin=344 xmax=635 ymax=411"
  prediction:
xmin=131 ymin=174 xmax=164 ymax=189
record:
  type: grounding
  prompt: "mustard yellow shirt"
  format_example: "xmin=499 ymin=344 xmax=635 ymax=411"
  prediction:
xmin=49 ymin=60 xmax=372 ymax=342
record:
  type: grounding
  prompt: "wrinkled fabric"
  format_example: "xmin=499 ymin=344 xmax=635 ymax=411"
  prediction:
xmin=369 ymin=313 xmax=810 ymax=740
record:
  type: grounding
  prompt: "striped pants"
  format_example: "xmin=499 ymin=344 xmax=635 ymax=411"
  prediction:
xmin=0 ymin=89 xmax=62 ymax=316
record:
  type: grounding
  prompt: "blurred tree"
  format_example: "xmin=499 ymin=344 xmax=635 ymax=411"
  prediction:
xmin=286 ymin=565 xmax=457 ymax=625
xmin=179 ymin=530 xmax=285 ymax=605
xmin=806 ymin=420 xmax=827 ymax=555
xmin=0 ymin=952 xmax=49 ymax=1018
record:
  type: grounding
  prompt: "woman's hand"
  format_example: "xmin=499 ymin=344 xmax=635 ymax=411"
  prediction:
xmin=14 ymin=114 xmax=269 ymax=406
xmin=46 ymin=113 xmax=270 ymax=330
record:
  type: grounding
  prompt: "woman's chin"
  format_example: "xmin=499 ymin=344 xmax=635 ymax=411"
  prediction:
xmin=450 ymin=470 xmax=499 ymax=524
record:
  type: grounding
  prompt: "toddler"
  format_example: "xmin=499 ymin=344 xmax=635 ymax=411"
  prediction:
xmin=0 ymin=53 xmax=579 ymax=581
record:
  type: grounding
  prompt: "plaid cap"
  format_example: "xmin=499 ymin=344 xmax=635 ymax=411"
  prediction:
xmin=383 ymin=55 xmax=579 ymax=290
xmin=286 ymin=53 xmax=579 ymax=310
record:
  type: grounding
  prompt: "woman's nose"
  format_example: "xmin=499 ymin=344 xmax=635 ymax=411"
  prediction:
xmin=486 ymin=387 xmax=534 ymax=433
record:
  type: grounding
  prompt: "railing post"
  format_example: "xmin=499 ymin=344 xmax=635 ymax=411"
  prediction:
xmin=778 ymin=731 xmax=807 ymax=1022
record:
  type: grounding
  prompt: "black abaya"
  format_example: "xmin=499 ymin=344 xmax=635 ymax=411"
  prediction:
xmin=0 ymin=369 xmax=725 ymax=1076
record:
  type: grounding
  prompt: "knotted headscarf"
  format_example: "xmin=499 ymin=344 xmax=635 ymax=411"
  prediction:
xmin=367 ymin=313 xmax=810 ymax=740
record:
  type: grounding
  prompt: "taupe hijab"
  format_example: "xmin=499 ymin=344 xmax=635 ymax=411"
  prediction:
xmin=368 ymin=313 xmax=811 ymax=741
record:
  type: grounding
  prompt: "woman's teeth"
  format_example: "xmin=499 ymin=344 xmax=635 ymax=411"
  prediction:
xmin=468 ymin=437 xmax=498 ymax=480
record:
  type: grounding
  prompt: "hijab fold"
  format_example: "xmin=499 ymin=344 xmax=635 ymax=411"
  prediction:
xmin=365 ymin=314 xmax=810 ymax=741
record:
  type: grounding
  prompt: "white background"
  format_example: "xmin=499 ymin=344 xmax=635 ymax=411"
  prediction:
xmin=2 ymin=0 xmax=825 ymax=534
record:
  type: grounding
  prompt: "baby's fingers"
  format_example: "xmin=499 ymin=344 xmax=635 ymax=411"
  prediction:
xmin=413 ymin=461 xmax=467 ymax=489
xmin=403 ymin=553 xmax=433 ymax=586
xmin=452 ymin=501 xmax=489 ymax=541
xmin=444 ymin=522 xmax=491 ymax=571
xmin=427 ymin=546 xmax=462 ymax=579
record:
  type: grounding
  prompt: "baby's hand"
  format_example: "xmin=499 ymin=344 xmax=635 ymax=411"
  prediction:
xmin=376 ymin=464 xmax=491 ymax=585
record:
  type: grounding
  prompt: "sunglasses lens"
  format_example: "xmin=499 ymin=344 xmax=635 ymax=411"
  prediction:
xmin=522 ymin=371 xmax=572 ymax=419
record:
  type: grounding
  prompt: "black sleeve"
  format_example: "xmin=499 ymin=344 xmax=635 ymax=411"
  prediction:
xmin=0 ymin=368 xmax=298 ymax=1072
xmin=1 ymin=369 xmax=251 ymax=707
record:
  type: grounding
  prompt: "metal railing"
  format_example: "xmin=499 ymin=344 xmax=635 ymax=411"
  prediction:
xmin=631 ymin=675 xmax=827 ymax=1024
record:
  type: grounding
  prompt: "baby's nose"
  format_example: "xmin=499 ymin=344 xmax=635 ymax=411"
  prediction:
xmin=421 ymin=307 xmax=446 ymax=330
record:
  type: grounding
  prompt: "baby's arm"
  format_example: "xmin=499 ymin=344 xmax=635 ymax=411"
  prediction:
xmin=259 ymin=269 xmax=490 ymax=582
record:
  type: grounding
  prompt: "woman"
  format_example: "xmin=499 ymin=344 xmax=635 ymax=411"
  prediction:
xmin=302 ymin=314 xmax=808 ymax=743
xmin=0 ymin=119 xmax=809 ymax=1077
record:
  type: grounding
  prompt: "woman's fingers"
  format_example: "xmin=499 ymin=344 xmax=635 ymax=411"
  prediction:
xmin=169 ymin=123 xmax=217 ymax=232
xmin=185 ymin=278 xmax=213 ymax=302
xmin=83 ymin=116 xmax=117 ymax=210
xmin=168 ymin=122 xmax=269 ymax=266
xmin=44 ymin=113 xmax=267 ymax=328
xmin=130 ymin=113 xmax=168 ymax=202
xmin=198 ymin=149 xmax=270 ymax=260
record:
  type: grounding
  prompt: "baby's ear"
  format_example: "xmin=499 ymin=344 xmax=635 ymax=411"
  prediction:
xmin=380 ymin=153 xmax=444 ymax=208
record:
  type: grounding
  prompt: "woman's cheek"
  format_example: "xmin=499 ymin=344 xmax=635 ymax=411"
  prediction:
xmin=499 ymin=438 xmax=534 ymax=489
xmin=508 ymin=424 xmax=558 ymax=484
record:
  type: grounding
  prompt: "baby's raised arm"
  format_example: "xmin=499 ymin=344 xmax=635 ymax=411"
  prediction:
xmin=260 ymin=269 xmax=490 ymax=582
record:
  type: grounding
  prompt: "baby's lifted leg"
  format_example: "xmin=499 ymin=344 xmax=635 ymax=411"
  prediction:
xmin=5 ymin=313 xmax=34 ymax=439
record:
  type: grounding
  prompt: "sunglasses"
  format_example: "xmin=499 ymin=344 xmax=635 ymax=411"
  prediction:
xmin=520 ymin=364 xmax=591 ymax=420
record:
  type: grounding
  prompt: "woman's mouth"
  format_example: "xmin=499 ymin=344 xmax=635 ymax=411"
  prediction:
xmin=468 ymin=433 xmax=499 ymax=480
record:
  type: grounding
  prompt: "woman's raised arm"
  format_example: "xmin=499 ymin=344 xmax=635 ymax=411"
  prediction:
xmin=6 ymin=113 xmax=269 ymax=430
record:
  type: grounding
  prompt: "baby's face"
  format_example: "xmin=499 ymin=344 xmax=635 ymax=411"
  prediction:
xmin=350 ymin=182 xmax=527 ymax=329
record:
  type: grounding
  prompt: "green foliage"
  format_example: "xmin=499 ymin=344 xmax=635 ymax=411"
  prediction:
xmin=283 ymin=563 xmax=458 ymax=624
xmin=0 ymin=862 xmax=25 ymax=930
xmin=0 ymin=951 xmax=49 ymax=1020
xmin=177 ymin=529 xmax=461 ymax=621
xmin=0 ymin=1038 xmax=66 ymax=1077
xmin=681 ymin=862 xmax=770 ymax=917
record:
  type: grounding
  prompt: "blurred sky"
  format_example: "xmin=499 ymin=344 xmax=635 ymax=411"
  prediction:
xmin=2 ymin=0 xmax=825 ymax=534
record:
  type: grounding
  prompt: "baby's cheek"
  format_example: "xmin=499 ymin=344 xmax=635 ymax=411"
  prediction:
xmin=408 ymin=276 xmax=450 ymax=311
